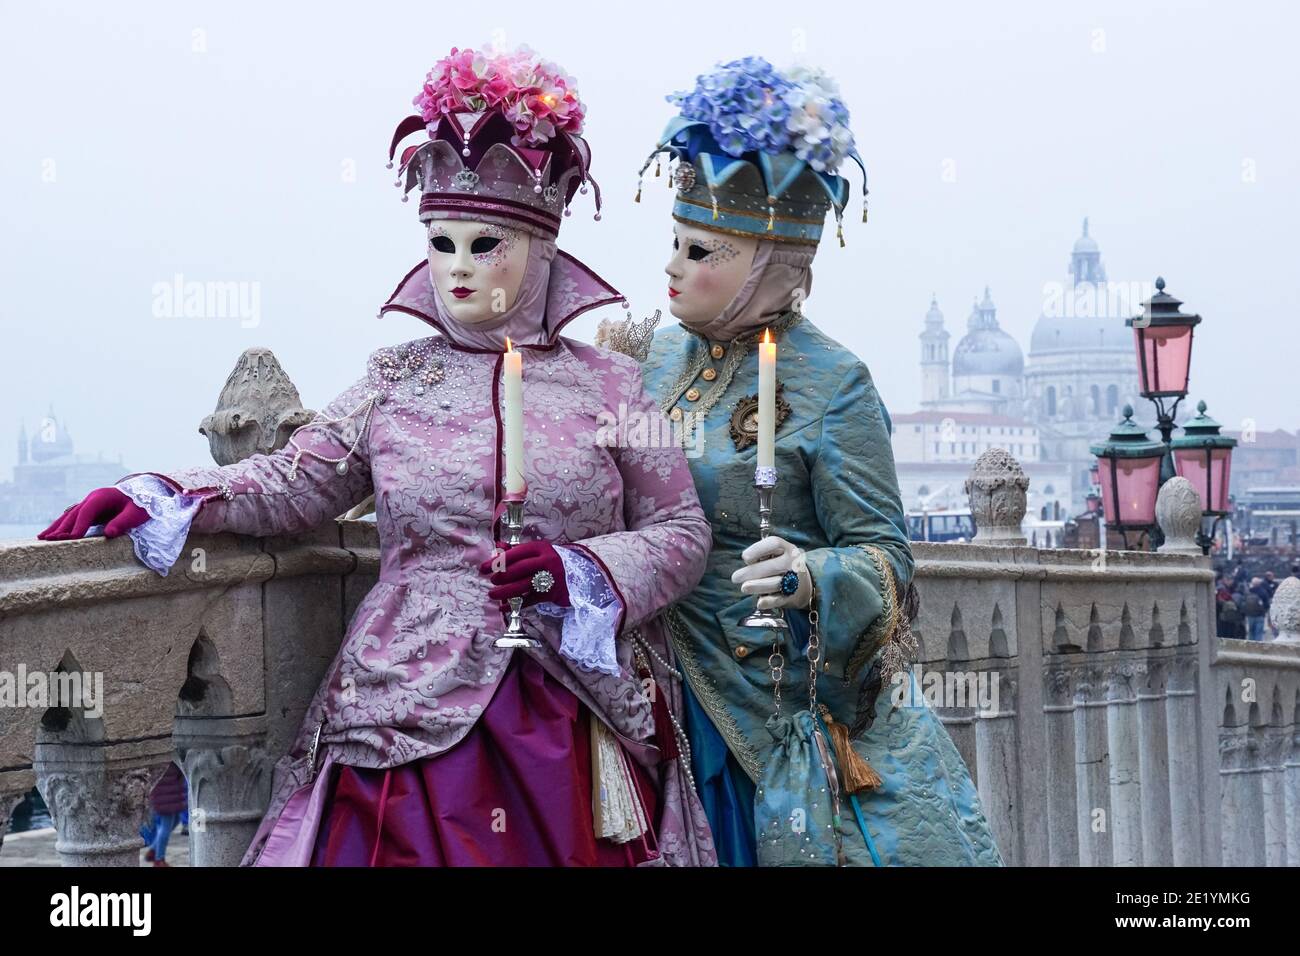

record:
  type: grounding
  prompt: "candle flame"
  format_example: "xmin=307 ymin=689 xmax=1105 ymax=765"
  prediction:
xmin=762 ymin=328 xmax=772 ymax=345
xmin=505 ymin=336 xmax=513 ymax=352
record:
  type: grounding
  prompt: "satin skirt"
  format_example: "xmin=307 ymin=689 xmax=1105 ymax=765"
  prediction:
xmin=309 ymin=653 xmax=659 ymax=867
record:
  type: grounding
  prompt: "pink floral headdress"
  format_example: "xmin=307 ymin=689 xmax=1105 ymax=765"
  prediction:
xmin=389 ymin=46 xmax=602 ymax=238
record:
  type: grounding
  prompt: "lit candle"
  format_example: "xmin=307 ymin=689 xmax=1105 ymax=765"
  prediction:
xmin=503 ymin=337 xmax=525 ymax=495
xmin=757 ymin=328 xmax=776 ymax=471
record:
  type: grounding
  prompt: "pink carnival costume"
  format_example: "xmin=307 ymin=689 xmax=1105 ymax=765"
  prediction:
xmin=43 ymin=47 xmax=717 ymax=867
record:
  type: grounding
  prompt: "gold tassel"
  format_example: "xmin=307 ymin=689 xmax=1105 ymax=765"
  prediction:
xmin=837 ymin=221 xmax=846 ymax=248
xmin=710 ymin=190 xmax=719 ymax=221
xmin=634 ymin=181 xmax=642 ymax=203
xmin=820 ymin=705 xmax=881 ymax=794
xmin=654 ymin=158 xmax=661 ymax=178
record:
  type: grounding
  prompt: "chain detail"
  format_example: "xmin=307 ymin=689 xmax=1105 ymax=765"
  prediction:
xmin=631 ymin=628 xmax=696 ymax=792
xmin=768 ymin=645 xmax=786 ymax=717
xmin=807 ymin=582 xmax=821 ymax=712
xmin=286 ymin=394 xmax=378 ymax=482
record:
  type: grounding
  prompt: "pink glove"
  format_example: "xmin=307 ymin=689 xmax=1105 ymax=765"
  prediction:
xmin=38 ymin=487 xmax=149 ymax=541
xmin=478 ymin=540 xmax=571 ymax=609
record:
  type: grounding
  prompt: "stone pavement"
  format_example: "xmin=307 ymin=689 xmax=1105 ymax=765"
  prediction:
xmin=1 ymin=827 xmax=190 ymax=867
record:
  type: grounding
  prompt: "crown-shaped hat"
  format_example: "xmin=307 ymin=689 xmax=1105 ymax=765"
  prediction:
xmin=389 ymin=47 xmax=602 ymax=238
xmin=638 ymin=58 xmax=867 ymax=247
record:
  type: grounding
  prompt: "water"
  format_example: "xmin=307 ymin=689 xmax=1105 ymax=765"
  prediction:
xmin=0 ymin=524 xmax=44 ymax=542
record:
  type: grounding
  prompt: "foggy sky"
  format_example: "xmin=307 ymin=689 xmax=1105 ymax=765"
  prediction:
xmin=1 ymin=0 xmax=1295 ymax=477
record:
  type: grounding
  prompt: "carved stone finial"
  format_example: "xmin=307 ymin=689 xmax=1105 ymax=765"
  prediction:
xmin=964 ymin=447 xmax=1029 ymax=546
xmin=1271 ymin=577 xmax=1300 ymax=644
xmin=200 ymin=348 xmax=315 ymax=465
xmin=1155 ymin=477 xmax=1203 ymax=554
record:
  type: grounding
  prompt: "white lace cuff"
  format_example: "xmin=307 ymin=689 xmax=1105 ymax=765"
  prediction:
xmin=536 ymin=545 xmax=623 ymax=676
xmin=115 ymin=474 xmax=203 ymax=576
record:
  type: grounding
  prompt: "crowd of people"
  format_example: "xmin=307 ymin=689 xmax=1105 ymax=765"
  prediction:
xmin=1215 ymin=562 xmax=1298 ymax=640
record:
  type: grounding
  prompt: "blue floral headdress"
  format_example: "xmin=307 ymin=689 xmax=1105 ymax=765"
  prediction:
xmin=637 ymin=57 xmax=868 ymax=246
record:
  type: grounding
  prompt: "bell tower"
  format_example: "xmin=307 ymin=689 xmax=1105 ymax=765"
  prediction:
xmin=920 ymin=295 xmax=950 ymax=405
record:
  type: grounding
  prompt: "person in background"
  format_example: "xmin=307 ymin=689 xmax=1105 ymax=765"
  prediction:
xmin=1216 ymin=575 xmax=1242 ymax=639
xmin=1242 ymin=577 xmax=1269 ymax=642
xmin=140 ymin=761 xmax=188 ymax=867
xmin=1263 ymin=571 xmax=1281 ymax=637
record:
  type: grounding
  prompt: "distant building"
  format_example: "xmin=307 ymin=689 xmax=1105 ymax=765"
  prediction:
xmin=893 ymin=220 xmax=1141 ymax=518
xmin=1223 ymin=428 xmax=1300 ymax=495
xmin=0 ymin=409 xmax=127 ymax=525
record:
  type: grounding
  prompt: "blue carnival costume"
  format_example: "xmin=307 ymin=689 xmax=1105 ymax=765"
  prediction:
xmin=613 ymin=58 xmax=1003 ymax=866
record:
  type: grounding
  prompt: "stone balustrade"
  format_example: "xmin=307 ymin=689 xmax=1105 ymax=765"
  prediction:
xmin=0 ymin=522 xmax=379 ymax=865
xmin=1 ymin=357 xmax=1295 ymax=866
xmin=920 ymin=449 xmax=1300 ymax=866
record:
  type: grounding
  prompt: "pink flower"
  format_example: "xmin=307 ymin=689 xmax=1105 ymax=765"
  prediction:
xmin=481 ymin=73 xmax=512 ymax=107
xmin=412 ymin=46 xmax=585 ymax=143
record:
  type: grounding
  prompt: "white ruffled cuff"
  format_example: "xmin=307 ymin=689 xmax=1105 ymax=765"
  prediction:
xmin=114 ymin=474 xmax=203 ymax=576
xmin=536 ymin=545 xmax=623 ymax=676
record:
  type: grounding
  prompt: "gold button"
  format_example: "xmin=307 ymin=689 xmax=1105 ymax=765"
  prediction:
xmin=685 ymin=387 xmax=701 ymax=402
xmin=702 ymin=368 xmax=717 ymax=381
xmin=711 ymin=344 xmax=725 ymax=359
xmin=735 ymin=646 xmax=749 ymax=658
xmin=669 ymin=407 xmax=683 ymax=421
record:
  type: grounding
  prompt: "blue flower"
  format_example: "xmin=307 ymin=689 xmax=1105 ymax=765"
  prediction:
xmin=667 ymin=57 xmax=796 ymax=158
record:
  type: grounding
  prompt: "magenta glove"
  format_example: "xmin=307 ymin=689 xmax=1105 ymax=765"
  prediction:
xmin=478 ymin=540 xmax=571 ymax=609
xmin=38 ymin=487 xmax=149 ymax=541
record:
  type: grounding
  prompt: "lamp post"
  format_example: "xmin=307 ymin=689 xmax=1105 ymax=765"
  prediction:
xmin=1125 ymin=276 xmax=1201 ymax=484
xmin=1171 ymin=400 xmax=1237 ymax=555
xmin=1093 ymin=277 xmax=1236 ymax=554
xmin=1090 ymin=405 xmax=1167 ymax=551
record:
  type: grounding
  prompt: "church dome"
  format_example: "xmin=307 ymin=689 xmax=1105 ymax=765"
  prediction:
xmin=952 ymin=287 xmax=1023 ymax=378
xmin=1030 ymin=314 xmax=1129 ymax=353
xmin=952 ymin=327 xmax=1024 ymax=376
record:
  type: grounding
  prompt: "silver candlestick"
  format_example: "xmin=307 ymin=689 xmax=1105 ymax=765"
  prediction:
xmin=741 ymin=467 xmax=789 ymax=630
xmin=495 ymin=497 xmax=541 ymax=648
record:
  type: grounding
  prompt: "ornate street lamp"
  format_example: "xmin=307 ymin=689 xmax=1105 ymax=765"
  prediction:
xmin=1126 ymin=277 xmax=1201 ymax=482
xmin=1171 ymin=399 xmax=1237 ymax=554
xmin=1090 ymin=405 xmax=1167 ymax=549
xmin=1086 ymin=463 xmax=1101 ymax=514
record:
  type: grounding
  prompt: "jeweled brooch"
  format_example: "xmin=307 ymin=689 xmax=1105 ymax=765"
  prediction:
xmin=729 ymin=381 xmax=791 ymax=451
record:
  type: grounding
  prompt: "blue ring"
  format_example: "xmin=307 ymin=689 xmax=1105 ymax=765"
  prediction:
xmin=779 ymin=570 xmax=800 ymax=595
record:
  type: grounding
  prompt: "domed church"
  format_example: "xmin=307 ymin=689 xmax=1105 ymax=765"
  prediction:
xmin=899 ymin=220 xmax=1140 ymax=515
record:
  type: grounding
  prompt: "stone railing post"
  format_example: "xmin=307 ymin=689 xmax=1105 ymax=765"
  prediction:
xmin=1104 ymin=663 xmax=1143 ymax=865
xmin=1156 ymin=478 xmax=1203 ymax=555
xmin=174 ymin=715 xmax=272 ymax=867
xmin=1272 ymin=578 xmax=1300 ymax=645
xmin=965 ymin=448 xmax=1029 ymax=546
xmin=1165 ymin=653 xmax=1203 ymax=864
xmin=199 ymin=348 xmax=314 ymax=465
xmin=34 ymin=740 xmax=166 ymax=867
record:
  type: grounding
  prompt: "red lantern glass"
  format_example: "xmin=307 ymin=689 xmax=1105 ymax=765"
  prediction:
xmin=1133 ymin=324 xmax=1195 ymax=397
xmin=1174 ymin=446 xmax=1233 ymax=515
xmin=1098 ymin=454 xmax=1163 ymax=528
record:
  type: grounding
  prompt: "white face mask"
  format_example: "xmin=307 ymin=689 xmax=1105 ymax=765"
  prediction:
xmin=663 ymin=222 xmax=759 ymax=328
xmin=426 ymin=219 xmax=531 ymax=324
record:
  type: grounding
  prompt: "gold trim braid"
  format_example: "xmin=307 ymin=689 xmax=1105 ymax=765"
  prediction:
xmin=670 ymin=213 xmax=821 ymax=247
xmin=665 ymin=605 xmax=764 ymax=781
xmin=844 ymin=544 xmax=916 ymax=689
